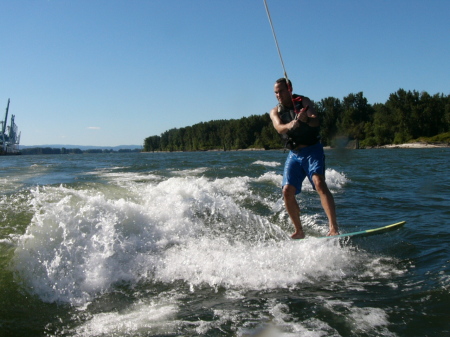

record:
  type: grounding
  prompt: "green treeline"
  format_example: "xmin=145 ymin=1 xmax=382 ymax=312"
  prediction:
xmin=144 ymin=89 xmax=450 ymax=152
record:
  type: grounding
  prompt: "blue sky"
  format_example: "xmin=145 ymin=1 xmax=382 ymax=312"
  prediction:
xmin=1 ymin=0 xmax=449 ymax=147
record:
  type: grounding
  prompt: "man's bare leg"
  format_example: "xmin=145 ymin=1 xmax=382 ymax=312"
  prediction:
xmin=312 ymin=174 xmax=339 ymax=236
xmin=282 ymin=184 xmax=305 ymax=239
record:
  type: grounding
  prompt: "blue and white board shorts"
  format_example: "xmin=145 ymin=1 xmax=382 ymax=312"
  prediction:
xmin=282 ymin=142 xmax=325 ymax=194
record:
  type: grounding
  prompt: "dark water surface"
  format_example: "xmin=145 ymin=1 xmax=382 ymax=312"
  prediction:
xmin=1 ymin=148 xmax=449 ymax=336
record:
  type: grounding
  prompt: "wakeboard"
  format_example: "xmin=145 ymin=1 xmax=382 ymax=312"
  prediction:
xmin=318 ymin=221 xmax=406 ymax=239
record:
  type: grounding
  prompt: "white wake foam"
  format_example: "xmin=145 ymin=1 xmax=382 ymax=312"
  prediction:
xmin=12 ymin=169 xmax=380 ymax=309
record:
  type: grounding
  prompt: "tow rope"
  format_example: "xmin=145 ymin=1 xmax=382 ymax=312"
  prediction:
xmin=263 ymin=0 xmax=288 ymax=81
xmin=263 ymin=0 xmax=302 ymax=114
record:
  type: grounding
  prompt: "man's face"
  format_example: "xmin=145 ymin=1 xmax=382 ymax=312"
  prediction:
xmin=274 ymin=82 xmax=292 ymax=107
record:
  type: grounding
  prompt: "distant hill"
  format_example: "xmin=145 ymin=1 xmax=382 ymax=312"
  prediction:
xmin=21 ymin=144 xmax=143 ymax=151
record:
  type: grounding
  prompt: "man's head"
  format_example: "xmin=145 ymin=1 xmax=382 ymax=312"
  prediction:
xmin=275 ymin=78 xmax=292 ymax=92
xmin=274 ymin=78 xmax=293 ymax=107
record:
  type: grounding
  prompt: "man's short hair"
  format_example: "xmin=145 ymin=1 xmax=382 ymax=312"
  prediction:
xmin=275 ymin=78 xmax=292 ymax=90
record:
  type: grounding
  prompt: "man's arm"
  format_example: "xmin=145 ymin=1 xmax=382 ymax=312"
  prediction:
xmin=270 ymin=107 xmax=298 ymax=134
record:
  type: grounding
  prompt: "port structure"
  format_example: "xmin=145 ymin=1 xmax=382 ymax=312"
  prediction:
xmin=1 ymin=99 xmax=21 ymax=155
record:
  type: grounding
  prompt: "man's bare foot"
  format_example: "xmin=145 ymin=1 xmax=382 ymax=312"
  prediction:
xmin=291 ymin=230 xmax=305 ymax=240
xmin=327 ymin=229 xmax=339 ymax=236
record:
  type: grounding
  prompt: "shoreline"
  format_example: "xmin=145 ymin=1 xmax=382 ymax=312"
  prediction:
xmin=372 ymin=142 xmax=449 ymax=149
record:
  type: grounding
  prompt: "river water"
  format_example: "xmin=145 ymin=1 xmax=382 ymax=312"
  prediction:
xmin=0 ymin=148 xmax=449 ymax=336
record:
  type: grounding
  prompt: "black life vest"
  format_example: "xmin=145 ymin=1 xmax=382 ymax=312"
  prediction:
xmin=278 ymin=95 xmax=320 ymax=149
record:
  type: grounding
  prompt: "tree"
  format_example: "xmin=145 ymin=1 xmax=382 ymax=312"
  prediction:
xmin=316 ymin=97 xmax=342 ymax=146
xmin=371 ymin=103 xmax=396 ymax=145
xmin=341 ymin=92 xmax=374 ymax=141
xmin=385 ymin=89 xmax=416 ymax=143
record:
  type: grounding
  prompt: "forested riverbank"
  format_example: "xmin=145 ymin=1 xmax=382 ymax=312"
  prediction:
xmin=144 ymin=89 xmax=450 ymax=152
